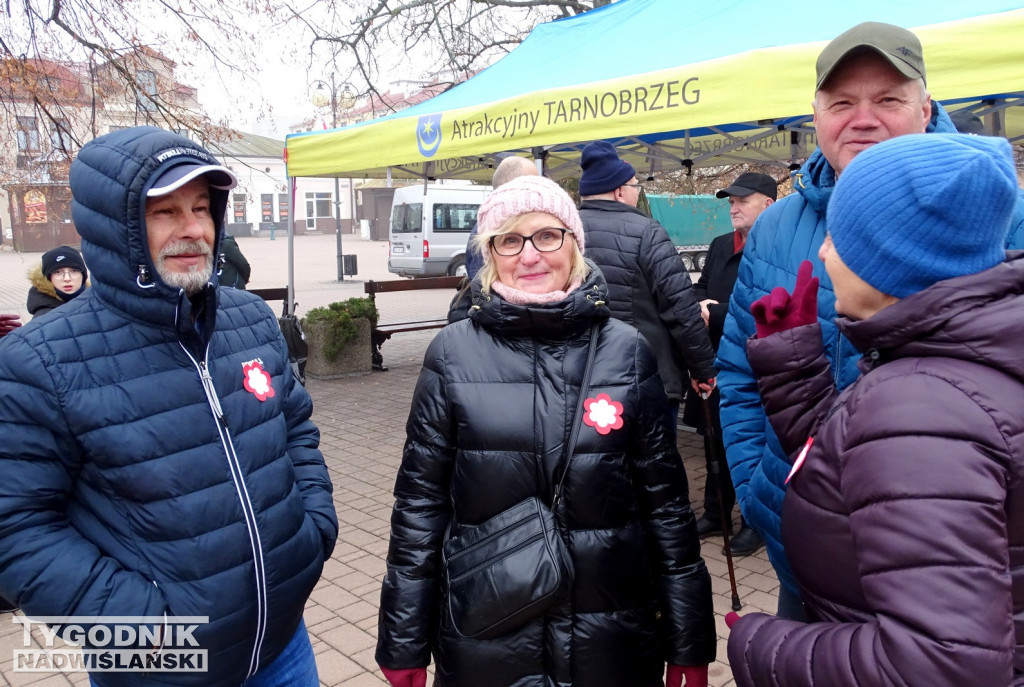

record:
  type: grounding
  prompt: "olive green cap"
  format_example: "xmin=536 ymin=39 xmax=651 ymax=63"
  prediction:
xmin=816 ymin=22 xmax=926 ymax=91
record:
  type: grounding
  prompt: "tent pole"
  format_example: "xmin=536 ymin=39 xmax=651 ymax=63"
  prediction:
xmin=288 ymin=176 xmax=296 ymax=317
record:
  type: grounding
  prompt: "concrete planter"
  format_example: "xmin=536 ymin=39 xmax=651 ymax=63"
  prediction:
xmin=302 ymin=317 xmax=372 ymax=379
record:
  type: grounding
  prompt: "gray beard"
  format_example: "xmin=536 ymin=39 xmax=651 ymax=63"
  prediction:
xmin=156 ymin=241 xmax=213 ymax=296
xmin=159 ymin=263 xmax=213 ymax=296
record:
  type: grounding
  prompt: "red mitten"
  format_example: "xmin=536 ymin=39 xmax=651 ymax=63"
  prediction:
xmin=725 ymin=611 xmax=741 ymax=629
xmin=750 ymin=260 xmax=819 ymax=338
xmin=666 ymin=664 xmax=708 ymax=687
xmin=0 ymin=314 xmax=21 ymax=337
xmin=380 ymin=666 xmax=427 ymax=687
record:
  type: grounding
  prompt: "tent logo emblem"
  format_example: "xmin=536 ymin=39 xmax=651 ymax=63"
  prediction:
xmin=417 ymin=114 xmax=443 ymax=158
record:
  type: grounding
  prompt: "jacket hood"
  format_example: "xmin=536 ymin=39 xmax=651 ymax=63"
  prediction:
xmin=839 ymin=251 xmax=1024 ymax=384
xmin=70 ymin=126 xmax=229 ymax=329
xmin=28 ymin=264 xmax=90 ymax=303
xmin=792 ymin=100 xmax=956 ymax=213
xmin=468 ymin=258 xmax=611 ymax=337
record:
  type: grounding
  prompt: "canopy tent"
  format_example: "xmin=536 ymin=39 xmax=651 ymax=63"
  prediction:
xmin=285 ymin=0 xmax=1024 ymax=183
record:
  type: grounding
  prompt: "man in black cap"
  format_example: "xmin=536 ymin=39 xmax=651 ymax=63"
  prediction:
xmin=0 ymin=127 xmax=336 ymax=686
xmin=578 ymin=140 xmax=716 ymax=416
xmin=684 ymin=172 xmax=775 ymax=557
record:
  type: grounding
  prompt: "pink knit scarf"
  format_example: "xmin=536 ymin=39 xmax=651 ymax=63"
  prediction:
xmin=491 ymin=278 xmax=583 ymax=305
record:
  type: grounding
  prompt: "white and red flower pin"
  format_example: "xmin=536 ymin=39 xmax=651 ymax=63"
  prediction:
xmin=582 ymin=393 xmax=623 ymax=435
xmin=242 ymin=360 xmax=275 ymax=402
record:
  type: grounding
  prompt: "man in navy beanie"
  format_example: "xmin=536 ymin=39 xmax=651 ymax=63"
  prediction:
xmin=578 ymin=141 xmax=716 ymax=415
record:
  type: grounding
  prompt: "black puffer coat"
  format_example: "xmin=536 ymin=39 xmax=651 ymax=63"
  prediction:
xmin=729 ymin=254 xmax=1024 ymax=686
xmin=377 ymin=264 xmax=716 ymax=686
xmin=580 ymin=200 xmax=715 ymax=402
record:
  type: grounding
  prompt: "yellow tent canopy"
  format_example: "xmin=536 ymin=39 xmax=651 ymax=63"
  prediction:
xmin=286 ymin=0 xmax=1024 ymax=181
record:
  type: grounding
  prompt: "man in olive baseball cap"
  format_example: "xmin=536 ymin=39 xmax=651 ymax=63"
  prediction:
xmin=716 ymin=20 xmax=949 ymax=624
xmin=815 ymin=21 xmax=926 ymax=91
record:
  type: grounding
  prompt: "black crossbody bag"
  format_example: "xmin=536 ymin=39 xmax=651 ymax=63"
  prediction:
xmin=442 ymin=322 xmax=600 ymax=640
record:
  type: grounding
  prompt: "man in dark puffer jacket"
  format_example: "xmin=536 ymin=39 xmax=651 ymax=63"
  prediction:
xmin=0 ymin=127 xmax=337 ymax=686
xmin=578 ymin=141 xmax=716 ymax=406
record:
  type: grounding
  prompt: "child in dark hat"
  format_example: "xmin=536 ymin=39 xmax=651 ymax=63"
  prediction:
xmin=27 ymin=245 xmax=89 ymax=318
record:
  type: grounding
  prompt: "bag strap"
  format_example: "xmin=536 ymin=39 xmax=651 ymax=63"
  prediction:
xmin=553 ymin=321 xmax=600 ymax=508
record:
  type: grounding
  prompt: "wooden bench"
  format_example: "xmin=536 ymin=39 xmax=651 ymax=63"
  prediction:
xmin=249 ymin=287 xmax=292 ymax=317
xmin=364 ymin=276 xmax=464 ymax=371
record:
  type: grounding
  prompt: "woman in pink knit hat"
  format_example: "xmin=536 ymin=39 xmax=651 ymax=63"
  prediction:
xmin=376 ymin=174 xmax=716 ymax=687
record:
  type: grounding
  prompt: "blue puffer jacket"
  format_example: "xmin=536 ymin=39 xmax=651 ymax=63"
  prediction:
xmin=0 ymin=128 xmax=337 ymax=686
xmin=715 ymin=101 xmax=1024 ymax=600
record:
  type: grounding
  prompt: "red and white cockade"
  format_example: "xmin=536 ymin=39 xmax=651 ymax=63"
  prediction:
xmin=583 ymin=393 xmax=623 ymax=435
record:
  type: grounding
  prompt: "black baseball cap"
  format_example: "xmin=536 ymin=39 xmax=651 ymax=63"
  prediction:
xmin=950 ymin=109 xmax=986 ymax=135
xmin=716 ymin=172 xmax=777 ymax=200
xmin=816 ymin=22 xmax=926 ymax=91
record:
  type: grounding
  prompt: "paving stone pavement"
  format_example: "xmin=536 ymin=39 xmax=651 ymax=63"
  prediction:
xmin=0 ymin=233 xmax=778 ymax=686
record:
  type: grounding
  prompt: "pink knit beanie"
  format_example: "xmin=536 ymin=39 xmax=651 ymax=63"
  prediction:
xmin=477 ymin=175 xmax=585 ymax=265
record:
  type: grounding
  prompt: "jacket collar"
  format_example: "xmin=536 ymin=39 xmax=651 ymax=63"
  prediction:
xmin=579 ymin=198 xmax=648 ymax=218
xmin=469 ymin=258 xmax=610 ymax=338
xmin=838 ymin=252 xmax=1024 ymax=383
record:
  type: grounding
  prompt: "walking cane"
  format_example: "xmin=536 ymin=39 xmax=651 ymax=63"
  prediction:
xmin=701 ymin=391 xmax=742 ymax=612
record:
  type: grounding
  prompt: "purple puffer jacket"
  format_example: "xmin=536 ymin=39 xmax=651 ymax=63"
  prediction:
xmin=728 ymin=253 xmax=1024 ymax=687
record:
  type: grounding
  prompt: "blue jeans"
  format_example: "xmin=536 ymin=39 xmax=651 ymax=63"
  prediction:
xmin=244 ymin=619 xmax=319 ymax=687
xmin=88 ymin=619 xmax=318 ymax=687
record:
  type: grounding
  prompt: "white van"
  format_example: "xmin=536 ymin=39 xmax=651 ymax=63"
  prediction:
xmin=388 ymin=185 xmax=491 ymax=277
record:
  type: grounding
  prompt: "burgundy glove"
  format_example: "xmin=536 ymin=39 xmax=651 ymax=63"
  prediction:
xmin=666 ymin=664 xmax=709 ymax=687
xmin=725 ymin=611 xmax=741 ymax=629
xmin=0 ymin=314 xmax=21 ymax=337
xmin=750 ymin=260 xmax=819 ymax=338
xmin=380 ymin=666 xmax=427 ymax=687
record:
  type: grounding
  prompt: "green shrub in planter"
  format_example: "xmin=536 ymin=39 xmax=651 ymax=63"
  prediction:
xmin=303 ymin=298 xmax=379 ymax=361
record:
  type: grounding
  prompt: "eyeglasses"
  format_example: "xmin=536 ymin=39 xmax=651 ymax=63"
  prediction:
xmin=490 ymin=228 xmax=568 ymax=256
xmin=52 ymin=268 xmax=81 ymax=279
xmin=622 ymin=182 xmax=643 ymax=190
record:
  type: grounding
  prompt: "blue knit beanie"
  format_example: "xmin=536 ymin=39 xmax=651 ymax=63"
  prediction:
xmin=579 ymin=141 xmax=636 ymax=195
xmin=827 ymin=133 xmax=1016 ymax=298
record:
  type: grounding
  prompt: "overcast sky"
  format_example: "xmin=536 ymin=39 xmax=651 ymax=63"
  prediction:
xmin=184 ymin=19 xmax=330 ymax=141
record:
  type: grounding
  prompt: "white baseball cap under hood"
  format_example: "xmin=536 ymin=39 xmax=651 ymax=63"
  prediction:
xmin=146 ymin=163 xmax=238 ymax=197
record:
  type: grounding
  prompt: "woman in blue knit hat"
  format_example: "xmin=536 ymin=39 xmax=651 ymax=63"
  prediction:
xmin=726 ymin=133 xmax=1024 ymax=686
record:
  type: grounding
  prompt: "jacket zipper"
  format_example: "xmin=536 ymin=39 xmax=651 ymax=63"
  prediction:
xmin=180 ymin=343 xmax=268 ymax=678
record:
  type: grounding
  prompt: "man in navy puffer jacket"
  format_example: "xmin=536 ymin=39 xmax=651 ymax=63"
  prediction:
xmin=0 ymin=127 xmax=337 ymax=686
xmin=717 ymin=22 xmax=1024 ymax=622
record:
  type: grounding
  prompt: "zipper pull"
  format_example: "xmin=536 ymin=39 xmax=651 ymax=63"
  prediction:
xmin=199 ymin=362 xmax=228 ymax=427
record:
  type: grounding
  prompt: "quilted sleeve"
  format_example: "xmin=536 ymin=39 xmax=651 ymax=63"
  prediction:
xmin=746 ymin=323 xmax=838 ymax=456
xmin=639 ymin=220 xmax=716 ymax=380
xmin=629 ymin=333 xmax=716 ymax=666
xmin=278 ymin=327 xmax=338 ymax=558
xmin=0 ymin=335 xmax=167 ymax=618
xmin=376 ymin=334 xmax=456 ymax=669
xmin=728 ymin=372 xmax=1015 ymax=686
xmin=716 ymin=231 xmax=767 ymax=510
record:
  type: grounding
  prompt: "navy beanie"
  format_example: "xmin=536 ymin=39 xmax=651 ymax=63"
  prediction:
xmin=827 ymin=133 xmax=1016 ymax=298
xmin=42 ymin=245 xmax=88 ymax=281
xmin=579 ymin=141 xmax=636 ymax=195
